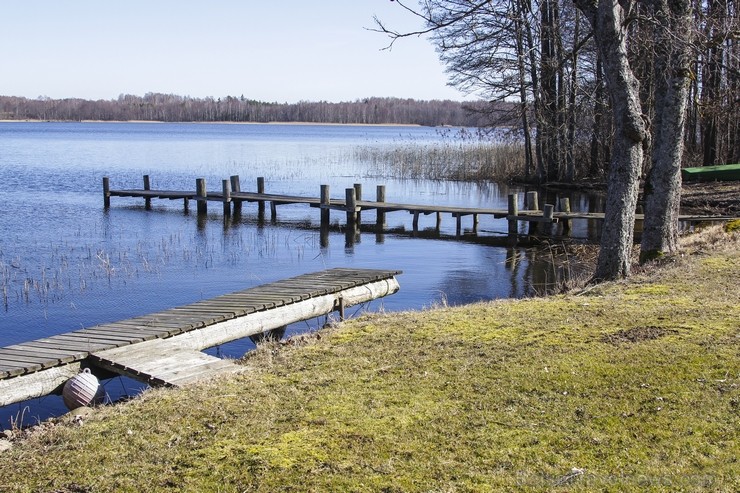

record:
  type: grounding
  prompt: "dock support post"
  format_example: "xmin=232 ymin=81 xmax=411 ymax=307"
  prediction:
xmin=103 ymin=177 xmax=110 ymax=208
xmin=346 ymin=188 xmax=358 ymax=228
xmin=412 ymin=211 xmax=420 ymax=234
xmin=320 ymin=185 xmax=330 ymax=229
xmin=270 ymin=202 xmax=277 ymax=223
xmin=542 ymin=204 xmax=554 ymax=235
xmin=222 ymin=179 xmax=232 ymax=217
xmin=473 ymin=213 xmax=479 ymax=234
xmin=183 ymin=197 xmax=189 ymax=214
xmin=435 ymin=212 xmax=442 ymax=233
xmin=336 ymin=296 xmax=346 ymax=321
xmin=230 ymin=175 xmax=242 ymax=216
xmin=508 ymin=193 xmax=519 ymax=245
xmin=559 ymin=197 xmax=571 ymax=234
xmin=456 ymin=214 xmax=462 ymax=238
xmin=143 ymin=175 xmax=152 ymax=210
xmin=257 ymin=177 xmax=265 ymax=220
xmin=375 ymin=185 xmax=386 ymax=232
xmin=196 ymin=178 xmax=207 ymax=215
xmin=354 ymin=183 xmax=362 ymax=227
xmin=526 ymin=191 xmax=538 ymax=235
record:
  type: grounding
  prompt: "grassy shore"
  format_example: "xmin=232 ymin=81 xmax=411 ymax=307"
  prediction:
xmin=0 ymin=227 xmax=738 ymax=492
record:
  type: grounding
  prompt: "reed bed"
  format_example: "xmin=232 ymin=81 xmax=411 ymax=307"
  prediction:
xmin=353 ymin=130 xmax=525 ymax=182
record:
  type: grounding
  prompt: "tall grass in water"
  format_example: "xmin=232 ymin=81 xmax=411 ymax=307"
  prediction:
xmin=354 ymin=128 xmax=526 ymax=182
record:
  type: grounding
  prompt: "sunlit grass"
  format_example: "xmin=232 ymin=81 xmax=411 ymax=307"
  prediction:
xmin=0 ymin=228 xmax=737 ymax=492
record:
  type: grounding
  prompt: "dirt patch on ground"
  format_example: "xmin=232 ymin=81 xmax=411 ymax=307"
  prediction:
xmin=601 ymin=326 xmax=679 ymax=345
xmin=681 ymin=181 xmax=740 ymax=216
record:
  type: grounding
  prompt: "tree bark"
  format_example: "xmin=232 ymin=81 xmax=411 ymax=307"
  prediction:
xmin=576 ymin=0 xmax=647 ymax=281
xmin=640 ymin=0 xmax=693 ymax=262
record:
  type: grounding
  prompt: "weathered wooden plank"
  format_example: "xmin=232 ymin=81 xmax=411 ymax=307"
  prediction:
xmin=0 ymin=347 xmax=78 ymax=364
xmin=4 ymin=343 xmax=87 ymax=358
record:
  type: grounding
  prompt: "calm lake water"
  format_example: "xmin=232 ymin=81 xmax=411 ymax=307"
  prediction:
xmin=0 ymin=122 xmax=602 ymax=427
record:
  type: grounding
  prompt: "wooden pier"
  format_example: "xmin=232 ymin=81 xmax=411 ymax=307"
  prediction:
xmin=103 ymin=176 xmax=737 ymax=243
xmin=0 ymin=268 xmax=401 ymax=407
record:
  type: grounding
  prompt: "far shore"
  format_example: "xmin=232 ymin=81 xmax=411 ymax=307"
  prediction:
xmin=0 ymin=119 xmax=426 ymax=127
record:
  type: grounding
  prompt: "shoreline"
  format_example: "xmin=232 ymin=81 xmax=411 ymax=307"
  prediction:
xmin=0 ymin=119 xmax=426 ymax=127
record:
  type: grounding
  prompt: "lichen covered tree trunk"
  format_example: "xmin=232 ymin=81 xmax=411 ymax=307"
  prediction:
xmin=640 ymin=0 xmax=693 ymax=262
xmin=575 ymin=0 xmax=647 ymax=280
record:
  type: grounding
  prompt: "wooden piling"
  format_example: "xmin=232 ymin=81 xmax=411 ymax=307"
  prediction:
xmin=320 ymin=184 xmax=330 ymax=229
xmin=102 ymin=177 xmax=110 ymax=208
xmin=196 ymin=178 xmax=207 ymax=215
xmin=143 ymin=175 xmax=152 ymax=210
xmin=542 ymin=204 xmax=554 ymax=235
xmin=270 ymin=201 xmax=277 ymax=223
xmin=473 ymin=213 xmax=479 ymax=234
xmin=257 ymin=177 xmax=265 ymax=218
xmin=230 ymin=175 xmax=242 ymax=216
xmin=559 ymin=197 xmax=571 ymax=233
xmin=527 ymin=191 xmax=538 ymax=235
xmin=435 ymin=212 xmax=442 ymax=233
xmin=412 ymin=211 xmax=420 ymax=233
xmin=354 ymin=183 xmax=362 ymax=227
xmin=508 ymin=193 xmax=519 ymax=243
xmin=345 ymin=188 xmax=357 ymax=227
xmin=376 ymin=185 xmax=386 ymax=232
xmin=456 ymin=214 xmax=462 ymax=238
xmin=222 ymin=179 xmax=231 ymax=217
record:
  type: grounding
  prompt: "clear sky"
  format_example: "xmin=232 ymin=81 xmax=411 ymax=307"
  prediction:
xmin=1 ymin=0 xmax=473 ymax=103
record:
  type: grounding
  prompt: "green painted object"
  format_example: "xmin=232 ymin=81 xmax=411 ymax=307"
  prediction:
xmin=681 ymin=163 xmax=740 ymax=182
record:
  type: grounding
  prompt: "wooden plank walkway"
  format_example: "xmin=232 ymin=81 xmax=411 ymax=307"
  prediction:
xmin=0 ymin=268 xmax=401 ymax=405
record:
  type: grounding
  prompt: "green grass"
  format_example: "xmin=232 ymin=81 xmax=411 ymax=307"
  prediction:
xmin=0 ymin=230 xmax=738 ymax=492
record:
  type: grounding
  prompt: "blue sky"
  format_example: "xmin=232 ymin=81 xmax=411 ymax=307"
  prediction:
xmin=1 ymin=0 xmax=472 ymax=102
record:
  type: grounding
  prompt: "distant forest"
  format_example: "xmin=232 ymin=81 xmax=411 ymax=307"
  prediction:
xmin=0 ymin=94 xmax=505 ymax=127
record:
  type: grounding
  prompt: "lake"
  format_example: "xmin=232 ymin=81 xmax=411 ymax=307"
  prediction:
xmin=0 ymin=122 xmax=601 ymax=426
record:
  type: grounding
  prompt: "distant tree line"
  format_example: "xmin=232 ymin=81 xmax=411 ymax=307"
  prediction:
xmin=0 ymin=94 xmax=508 ymax=127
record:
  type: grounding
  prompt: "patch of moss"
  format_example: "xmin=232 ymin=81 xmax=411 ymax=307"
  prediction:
xmin=725 ymin=219 xmax=740 ymax=233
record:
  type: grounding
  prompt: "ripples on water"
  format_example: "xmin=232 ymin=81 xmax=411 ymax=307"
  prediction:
xmin=0 ymin=122 xmax=602 ymax=426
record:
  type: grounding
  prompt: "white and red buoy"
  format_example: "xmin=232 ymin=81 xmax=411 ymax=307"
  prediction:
xmin=62 ymin=368 xmax=104 ymax=410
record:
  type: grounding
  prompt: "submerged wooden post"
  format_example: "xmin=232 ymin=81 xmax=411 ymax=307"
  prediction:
xmin=320 ymin=184 xmax=330 ymax=229
xmin=376 ymin=185 xmax=386 ymax=232
xmin=222 ymin=179 xmax=231 ymax=217
xmin=354 ymin=183 xmax=362 ymax=227
xmin=345 ymin=187 xmax=357 ymax=227
xmin=230 ymin=175 xmax=242 ymax=216
xmin=542 ymin=204 xmax=554 ymax=235
xmin=559 ymin=197 xmax=571 ymax=234
xmin=102 ymin=177 xmax=110 ymax=208
xmin=196 ymin=178 xmax=207 ymax=215
xmin=143 ymin=174 xmax=152 ymax=210
xmin=257 ymin=176 xmax=266 ymax=219
xmin=508 ymin=193 xmax=519 ymax=244
xmin=526 ymin=190 xmax=538 ymax=235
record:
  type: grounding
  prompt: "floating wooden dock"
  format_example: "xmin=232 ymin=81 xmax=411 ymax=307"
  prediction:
xmin=0 ymin=268 xmax=401 ymax=407
xmin=103 ymin=176 xmax=738 ymax=243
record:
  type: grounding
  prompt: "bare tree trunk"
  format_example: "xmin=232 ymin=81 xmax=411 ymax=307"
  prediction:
xmin=576 ymin=0 xmax=647 ymax=281
xmin=641 ymin=0 xmax=693 ymax=261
